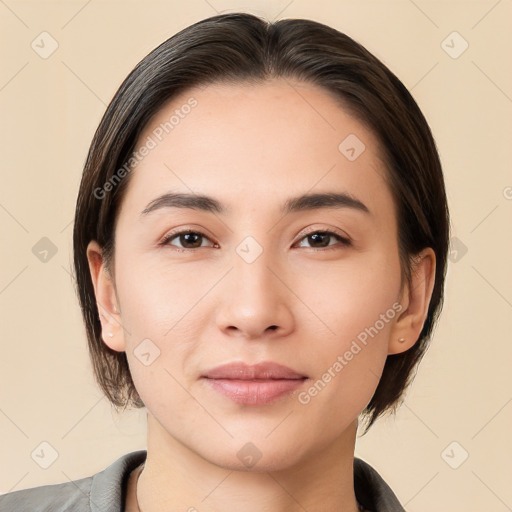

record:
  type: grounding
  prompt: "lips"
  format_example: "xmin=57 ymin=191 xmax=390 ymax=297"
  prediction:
xmin=201 ymin=361 xmax=308 ymax=405
xmin=202 ymin=361 xmax=306 ymax=380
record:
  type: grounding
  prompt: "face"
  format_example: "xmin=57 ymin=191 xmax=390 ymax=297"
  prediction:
xmin=95 ymin=79 xmax=409 ymax=471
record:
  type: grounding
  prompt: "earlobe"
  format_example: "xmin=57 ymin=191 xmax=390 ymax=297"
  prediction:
xmin=388 ymin=248 xmax=436 ymax=355
xmin=86 ymin=240 xmax=126 ymax=352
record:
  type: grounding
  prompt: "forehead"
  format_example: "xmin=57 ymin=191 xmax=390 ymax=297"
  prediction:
xmin=119 ymin=78 xmax=391 ymax=218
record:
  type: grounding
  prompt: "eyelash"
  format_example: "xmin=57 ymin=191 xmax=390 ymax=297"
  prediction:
xmin=159 ymin=228 xmax=352 ymax=253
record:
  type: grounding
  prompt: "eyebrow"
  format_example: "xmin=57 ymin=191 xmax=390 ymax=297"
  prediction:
xmin=139 ymin=191 xmax=370 ymax=218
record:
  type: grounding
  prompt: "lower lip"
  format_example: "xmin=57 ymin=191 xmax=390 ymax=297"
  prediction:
xmin=203 ymin=378 xmax=306 ymax=405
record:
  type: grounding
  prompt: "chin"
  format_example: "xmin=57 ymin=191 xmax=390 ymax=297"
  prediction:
xmin=196 ymin=437 xmax=310 ymax=473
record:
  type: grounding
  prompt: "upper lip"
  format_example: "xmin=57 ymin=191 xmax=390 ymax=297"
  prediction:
xmin=202 ymin=361 xmax=307 ymax=380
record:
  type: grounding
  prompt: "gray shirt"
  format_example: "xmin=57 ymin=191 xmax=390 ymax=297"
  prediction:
xmin=0 ymin=450 xmax=405 ymax=511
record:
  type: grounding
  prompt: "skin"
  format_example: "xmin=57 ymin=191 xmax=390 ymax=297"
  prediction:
xmin=87 ymin=78 xmax=436 ymax=512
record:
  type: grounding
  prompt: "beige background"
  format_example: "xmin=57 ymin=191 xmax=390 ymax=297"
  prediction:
xmin=1 ymin=1 xmax=511 ymax=510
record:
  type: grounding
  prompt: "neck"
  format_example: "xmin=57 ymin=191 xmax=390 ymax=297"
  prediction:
xmin=135 ymin=413 xmax=361 ymax=512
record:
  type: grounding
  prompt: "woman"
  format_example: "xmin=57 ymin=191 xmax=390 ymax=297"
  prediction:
xmin=0 ymin=12 xmax=448 ymax=512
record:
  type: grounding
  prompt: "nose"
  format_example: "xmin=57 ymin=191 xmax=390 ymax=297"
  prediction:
xmin=215 ymin=245 xmax=295 ymax=341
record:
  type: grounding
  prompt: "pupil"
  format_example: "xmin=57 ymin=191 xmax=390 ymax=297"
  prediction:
xmin=310 ymin=233 xmax=329 ymax=247
xmin=182 ymin=233 xmax=201 ymax=248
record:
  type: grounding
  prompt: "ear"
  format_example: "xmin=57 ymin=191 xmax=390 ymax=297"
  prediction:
xmin=388 ymin=247 xmax=436 ymax=355
xmin=86 ymin=240 xmax=126 ymax=352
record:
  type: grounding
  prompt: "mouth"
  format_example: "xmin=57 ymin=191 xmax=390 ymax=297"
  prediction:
xmin=201 ymin=361 xmax=308 ymax=405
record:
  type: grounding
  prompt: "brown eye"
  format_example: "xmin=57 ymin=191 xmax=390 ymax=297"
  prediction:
xmin=160 ymin=230 xmax=215 ymax=250
xmin=296 ymin=231 xmax=351 ymax=249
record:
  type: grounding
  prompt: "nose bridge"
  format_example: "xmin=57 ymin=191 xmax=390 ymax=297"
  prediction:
xmin=232 ymin=236 xmax=279 ymax=309
xmin=216 ymin=235 xmax=293 ymax=338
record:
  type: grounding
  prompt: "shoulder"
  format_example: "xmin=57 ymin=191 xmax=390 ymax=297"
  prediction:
xmin=354 ymin=457 xmax=405 ymax=512
xmin=0 ymin=450 xmax=147 ymax=512
xmin=0 ymin=476 xmax=93 ymax=511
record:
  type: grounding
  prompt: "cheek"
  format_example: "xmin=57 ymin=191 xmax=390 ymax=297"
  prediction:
xmin=294 ymin=246 xmax=402 ymax=343
xmin=294 ymin=299 xmax=397 ymax=437
xmin=292 ymin=250 xmax=401 ymax=408
xmin=114 ymin=247 xmax=217 ymax=340
xmin=113 ymin=253 xmax=211 ymax=404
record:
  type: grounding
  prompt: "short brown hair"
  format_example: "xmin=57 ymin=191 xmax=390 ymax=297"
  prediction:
xmin=73 ymin=12 xmax=449 ymax=432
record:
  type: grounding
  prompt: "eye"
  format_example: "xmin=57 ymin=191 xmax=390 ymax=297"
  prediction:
xmin=295 ymin=230 xmax=351 ymax=250
xmin=159 ymin=228 xmax=351 ymax=252
xmin=160 ymin=230 xmax=217 ymax=251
